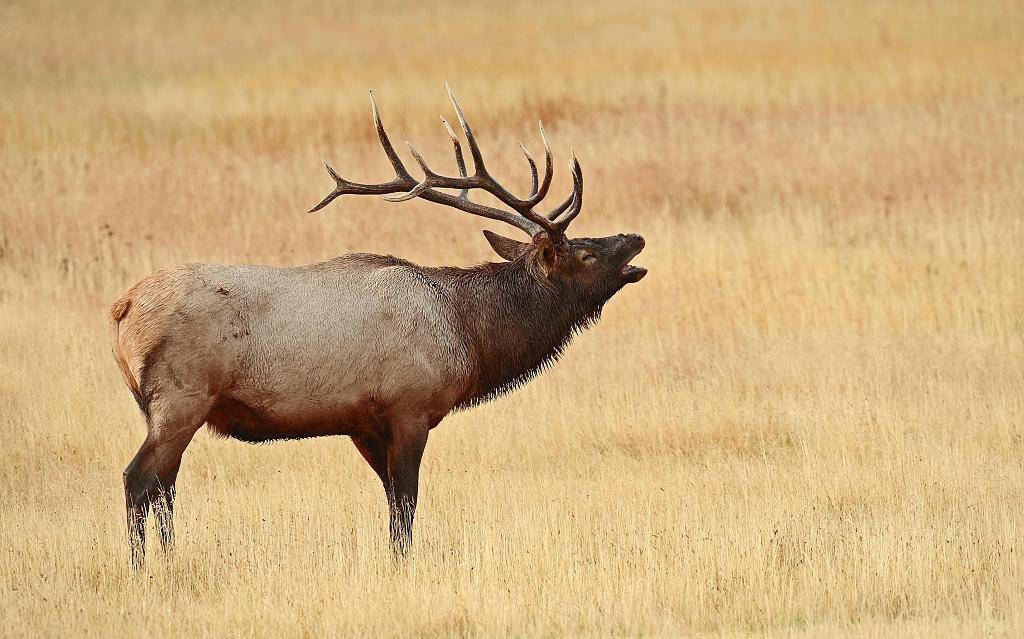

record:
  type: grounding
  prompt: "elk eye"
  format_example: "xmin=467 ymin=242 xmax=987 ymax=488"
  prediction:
xmin=580 ymin=253 xmax=596 ymax=264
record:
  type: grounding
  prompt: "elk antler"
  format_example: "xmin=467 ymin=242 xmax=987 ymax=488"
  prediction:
xmin=309 ymin=86 xmax=585 ymax=240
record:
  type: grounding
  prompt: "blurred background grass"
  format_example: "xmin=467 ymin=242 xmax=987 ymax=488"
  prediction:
xmin=1 ymin=1 xmax=1022 ymax=636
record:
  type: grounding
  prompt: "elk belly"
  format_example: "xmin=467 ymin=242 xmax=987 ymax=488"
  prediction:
xmin=205 ymin=395 xmax=390 ymax=443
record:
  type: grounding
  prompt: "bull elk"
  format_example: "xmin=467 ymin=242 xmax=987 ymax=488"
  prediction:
xmin=110 ymin=87 xmax=647 ymax=565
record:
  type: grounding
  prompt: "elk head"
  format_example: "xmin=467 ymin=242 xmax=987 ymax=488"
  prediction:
xmin=309 ymin=85 xmax=647 ymax=303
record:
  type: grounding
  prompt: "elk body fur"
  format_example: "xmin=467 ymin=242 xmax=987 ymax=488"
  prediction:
xmin=112 ymin=88 xmax=646 ymax=565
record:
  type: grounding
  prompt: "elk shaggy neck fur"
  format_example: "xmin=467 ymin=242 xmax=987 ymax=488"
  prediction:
xmin=428 ymin=257 xmax=604 ymax=409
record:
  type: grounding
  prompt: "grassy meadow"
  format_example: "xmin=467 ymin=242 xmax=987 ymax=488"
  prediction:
xmin=2 ymin=0 xmax=1023 ymax=636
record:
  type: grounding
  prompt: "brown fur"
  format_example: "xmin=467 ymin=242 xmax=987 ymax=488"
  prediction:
xmin=113 ymin=89 xmax=647 ymax=564
xmin=112 ymin=232 xmax=645 ymax=565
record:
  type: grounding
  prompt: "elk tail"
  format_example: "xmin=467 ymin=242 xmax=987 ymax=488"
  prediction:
xmin=109 ymin=295 xmax=144 ymax=412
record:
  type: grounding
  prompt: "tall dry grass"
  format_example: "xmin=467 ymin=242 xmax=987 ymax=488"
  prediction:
xmin=1 ymin=0 xmax=1023 ymax=636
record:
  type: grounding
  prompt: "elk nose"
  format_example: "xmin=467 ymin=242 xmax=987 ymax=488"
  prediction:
xmin=624 ymin=233 xmax=645 ymax=246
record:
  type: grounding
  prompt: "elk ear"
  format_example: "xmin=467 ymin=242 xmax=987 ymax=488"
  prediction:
xmin=483 ymin=230 xmax=530 ymax=261
xmin=532 ymin=233 xmax=560 ymax=276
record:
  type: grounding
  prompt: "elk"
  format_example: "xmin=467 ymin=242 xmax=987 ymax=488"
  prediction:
xmin=110 ymin=87 xmax=646 ymax=565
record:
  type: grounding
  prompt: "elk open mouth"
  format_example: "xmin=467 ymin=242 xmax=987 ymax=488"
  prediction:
xmin=620 ymin=239 xmax=647 ymax=283
xmin=622 ymin=264 xmax=647 ymax=282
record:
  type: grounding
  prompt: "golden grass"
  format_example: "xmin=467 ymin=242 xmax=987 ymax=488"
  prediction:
xmin=2 ymin=0 xmax=1023 ymax=636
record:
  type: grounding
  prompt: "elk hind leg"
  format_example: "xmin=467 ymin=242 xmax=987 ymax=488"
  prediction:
xmin=123 ymin=398 xmax=206 ymax=566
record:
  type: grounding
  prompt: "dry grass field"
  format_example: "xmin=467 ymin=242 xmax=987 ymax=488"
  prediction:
xmin=2 ymin=0 xmax=1023 ymax=636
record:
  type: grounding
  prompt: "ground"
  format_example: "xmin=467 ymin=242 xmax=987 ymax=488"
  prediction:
xmin=1 ymin=0 xmax=1022 ymax=636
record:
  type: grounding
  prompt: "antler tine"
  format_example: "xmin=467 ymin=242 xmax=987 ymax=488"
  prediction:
xmin=553 ymin=154 xmax=584 ymax=231
xmin=440 ymin=116 xmax=470 ymax=200
xmin=518 ymin=141 xmax=538 ymax=197
xmin=546 ymin=152 xmax=584 ymax=223
xmin=307 ymin=91 xmax=416 ymax=213
xmin=383 ymin=142 xmax=437 ymax=202
xmin=545 ymin=189 xmax=574 ymax=220
xmin=444 ymin=85 xmax=556 ymax=225
xmin=370 ymin=91 xmax=412 ymax=181
xmin=405 ymin=141 xmax=433 ymax=175
xmin=518 ymin=123 xmax=555 ymax=201
xmin=307 ymin=160 xmax=346 ymax=213
xmin=445 ymin=82 xmax=486 ymax=175
xmin=382 ymin=138 xmax=467 ymax=204
xmin=523 ymin=121 xmax=554 ymax=207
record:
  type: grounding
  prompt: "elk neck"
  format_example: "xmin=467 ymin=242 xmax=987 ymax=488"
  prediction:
xmin=426 ymin=258 xmax=603 ymax=409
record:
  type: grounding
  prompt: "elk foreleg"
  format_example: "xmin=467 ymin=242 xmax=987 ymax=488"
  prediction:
xmin=385 ymin=422 xmax=429 ymax=555
xmin=352 ymin=432 xmax=395 ymax=516
xmin=352 ymin=433 xmax=390 ymax=490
